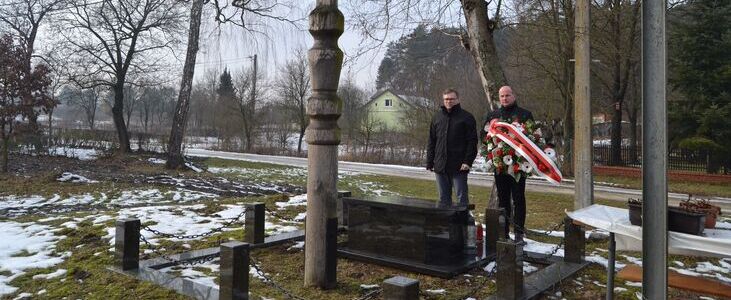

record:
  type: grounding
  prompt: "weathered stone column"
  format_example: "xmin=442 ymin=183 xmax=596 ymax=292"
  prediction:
xmin=304 ymin=0 xmax=344 ymax=289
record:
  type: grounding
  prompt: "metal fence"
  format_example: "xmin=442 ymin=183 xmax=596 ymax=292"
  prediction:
xmin=593 ymin=145 xmax=728 ymax=174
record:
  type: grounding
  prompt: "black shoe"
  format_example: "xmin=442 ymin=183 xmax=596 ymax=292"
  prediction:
xmin=515 ymin=233 xmax=526 ymax=245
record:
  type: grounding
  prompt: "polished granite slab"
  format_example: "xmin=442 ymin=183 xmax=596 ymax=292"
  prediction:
xmin=339 ymin=196 xmax=493 ymax=278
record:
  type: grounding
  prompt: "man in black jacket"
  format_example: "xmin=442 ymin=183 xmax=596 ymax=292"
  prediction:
xmin=481 ymin=85 xmax=534 ymax=243
xmin=426 ymin=88 xmax=478 ymax=208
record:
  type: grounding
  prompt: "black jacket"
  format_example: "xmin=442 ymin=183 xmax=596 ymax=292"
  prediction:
xmin=479 ymin=102 xmax=534 ymax=139
xmin=426 ymin=104 xmax=478 ymax=174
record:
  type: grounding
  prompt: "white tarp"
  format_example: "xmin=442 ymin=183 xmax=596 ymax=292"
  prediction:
xmin=567 ymin=204 xmax=731 ymax=258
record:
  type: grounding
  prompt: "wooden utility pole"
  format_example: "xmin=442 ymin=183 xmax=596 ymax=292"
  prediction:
xmin=573 ymin=0 xmax=593 ymax=209
xmin=304 ymin=0 xmax=344 ymax=289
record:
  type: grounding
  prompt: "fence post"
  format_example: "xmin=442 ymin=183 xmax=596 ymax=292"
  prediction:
xmin=244 ymin=203 xmax=265 ymax=244
xmin=496 ymin=240 xmax=524 ymax=299
xmin=219 ymin=242 xmax=250 ymax=300
xmin=564 ymin=217 xmax=585 ymax=263
xmin=485 ymin=208 xmax=506 ymax=255
xmin=115 ymin=219 xmax=140 ymax=271
xmin=383 ymin=276 xmax=419 ymax=300
xmin=337 ymin=190 xmax=351 ymax=226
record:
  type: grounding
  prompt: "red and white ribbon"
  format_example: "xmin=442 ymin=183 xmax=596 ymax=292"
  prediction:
xmin=487 ymin=119 xmax=562 ymax=185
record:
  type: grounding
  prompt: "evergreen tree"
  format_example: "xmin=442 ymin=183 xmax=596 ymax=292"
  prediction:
xmin=669 ymin=0 xmax=731 ymax=173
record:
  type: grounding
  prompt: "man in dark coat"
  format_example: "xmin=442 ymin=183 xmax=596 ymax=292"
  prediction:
xmin=481 ymin=85 xmax=534 ymax=243
xmin=426 ymin=88 xmax=478 ymax=208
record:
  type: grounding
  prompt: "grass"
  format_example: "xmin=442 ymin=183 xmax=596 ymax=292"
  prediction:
xmin=2 ymin=154 xmax=724 ymax=300
xmin=595 ymin=174 xmax=731 ymax=198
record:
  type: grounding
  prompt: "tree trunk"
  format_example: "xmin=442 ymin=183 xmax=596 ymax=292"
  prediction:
xmin=1 ymin=135 xmax=8 ymax=173
xmin=610 ymin=101 xmax=623 ymax=165
xmin=112 ymin=83 xmax=131 ymax=153
xmin=460 ymin=0 xmax=507 ymax=112
xmin=166 ymin=0 xmax=204 ymax=169
xmin=297 ymin=126 xmax=305 ymax=155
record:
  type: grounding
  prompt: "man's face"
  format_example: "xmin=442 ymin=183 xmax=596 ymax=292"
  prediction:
xmin=499 ymin=87 xmax=516 ymax=107
xmin=443 ymin=92 xmax=460 ymax=110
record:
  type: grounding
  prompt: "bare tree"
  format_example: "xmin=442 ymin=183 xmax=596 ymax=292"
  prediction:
xmin=275 ymin=50 xmax=310 ymax=155
xmin=592 ymin=0 xmax=641 ymax=165
xmin=0 ymin=0 xmax=67 ymax=133
xmin=166 ymin=0 xmax=302 ymax=168
xmin=61 ymin=85 xmax=103 ymax=129
xmin=346 ymin=0 xmax=507 ymax=110
xmin=232 ymin=63 xmax=260 ymax=152
xmin=58 ymin=0 xmax=185 ymax=153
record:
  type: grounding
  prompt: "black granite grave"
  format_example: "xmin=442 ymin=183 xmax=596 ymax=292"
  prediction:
xmin=338 ymin=196 xmax=494 ymax=278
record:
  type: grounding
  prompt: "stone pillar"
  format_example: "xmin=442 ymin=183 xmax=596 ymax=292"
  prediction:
xmin=115 ymin=219 xmax=140 ymax=271
xmin=244 ymin=203 xmax=265 ymax=244
xmin=496 ymin=240 xmax=523 ymax=299
xmin=564 ymin=217 xmax=585 ymax=263
xmin=485 ymin=208 xmax=506 ymax=255
xmin=304 ymin=0 xmax=344 ymax=289
xmin=383 ymin=276 xmax=419 ymax=300
xmin=219 ymin=242 xmax=250 ymax=300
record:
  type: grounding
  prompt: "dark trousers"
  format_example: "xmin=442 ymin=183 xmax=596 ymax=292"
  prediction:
xmin=435 ymin=171 xmax=469 ymax=207
xmin=495 ymin=174 xmax=527 ymax=237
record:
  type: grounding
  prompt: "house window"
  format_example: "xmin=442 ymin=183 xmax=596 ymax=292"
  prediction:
xmin=385 ymin=99 xmax=393 ymax=107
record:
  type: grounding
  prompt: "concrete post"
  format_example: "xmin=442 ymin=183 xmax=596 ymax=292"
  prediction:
xmin=383 ymin=276 xmax=419 ymax=300
xmin=642 ymin=0 xmax=668 ymax=297
xmin=219 ymin=242 xmax=250 ymax=300
xmin=496 ymin=240 xmax=523 ymax=299
xmin=304 ymin=0 xmax=344 ymax=289
xmin=244 ymin=203 xmax=265 ymax=244
xmin=115 ymin=219 xmax=140 ymax=271
xmin=574 ymin=0 xmax=593 ymax=210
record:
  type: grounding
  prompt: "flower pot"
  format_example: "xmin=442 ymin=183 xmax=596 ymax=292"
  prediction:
xmin=626 ymin=203 xmax=706 ymax=235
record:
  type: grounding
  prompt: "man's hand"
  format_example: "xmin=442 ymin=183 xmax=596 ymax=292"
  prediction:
xmin=460 ymin=164 xmax=470 ymax=171
xmin=427 ymin=167 xmax=433 ymax=172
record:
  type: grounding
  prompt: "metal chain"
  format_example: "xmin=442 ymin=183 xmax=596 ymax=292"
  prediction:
xmin=354 ymin=288 xmax=382 ymax=300
xmin=141 ymin=208 xmax=248 ymax=240
xmin=139 ymin=234 xmax=219 ymax=267
xmin=264 ymin=206 xmax=301 ymax=223
xmin=249 ymin=256 xmax=308 ymax=300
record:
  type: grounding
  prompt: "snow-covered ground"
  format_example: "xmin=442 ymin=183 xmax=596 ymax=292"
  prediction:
xmin=0 ymin=222 xmax=68 ymax=295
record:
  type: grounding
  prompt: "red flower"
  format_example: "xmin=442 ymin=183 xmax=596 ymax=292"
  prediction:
xmin=513 ymin=164 xmax=520 ymax=173
xmin=496 ymin=149 xmax=503 ymax=156
xmin=508 ymin=149 xmax=515 ymax=156
xmin=497 ymin=165 xmax=503 ymax=173
xmin=487 ymin=153 xmax=493 ymax=159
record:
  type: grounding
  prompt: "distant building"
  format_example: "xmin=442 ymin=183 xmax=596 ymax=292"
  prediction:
xmin=362 ymin=89 xmax=432 ymax=131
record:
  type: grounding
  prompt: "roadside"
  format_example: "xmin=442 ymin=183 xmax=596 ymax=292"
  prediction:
xmin=185 ymin=148 xmax=731 ymax=210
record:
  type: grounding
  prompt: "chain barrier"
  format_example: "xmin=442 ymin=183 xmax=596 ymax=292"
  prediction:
xmin=353 ymin=287 xmax=382 ymax=300
xmin=249 ymin=255 xmax=308 ymax=300
xmin=264 ymin=206 xmax=301 ymax=223
xmin=139 ymin=234 xmax=219 ymax=267
xmin=503 ymin=215 xmax=566 ymax=260
xmin=141 ymin=207 xmax=248 ymax=240
xmin=136 ymin=208 xmax=247 ymax=267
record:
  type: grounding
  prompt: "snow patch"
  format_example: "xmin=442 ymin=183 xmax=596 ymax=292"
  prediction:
xmin=57 ymin=172 xmax=98 ymax=183
xmin=0 ymin=222 xmax=65 ymax=296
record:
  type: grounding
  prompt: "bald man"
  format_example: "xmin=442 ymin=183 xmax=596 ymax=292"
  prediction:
xmin=480 ymin=86 xmax=534 ymax=244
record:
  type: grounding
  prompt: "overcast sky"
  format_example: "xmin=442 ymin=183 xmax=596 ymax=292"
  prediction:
xmin=191 ymin=3 xmax=405 ymax=92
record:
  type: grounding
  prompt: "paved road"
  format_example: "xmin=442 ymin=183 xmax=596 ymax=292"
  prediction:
xmin=187 ymin=148 xmax=731 ymax=210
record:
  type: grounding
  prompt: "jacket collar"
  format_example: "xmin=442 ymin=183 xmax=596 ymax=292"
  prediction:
xmin=440 ymin=103 xmax=462 ymax=114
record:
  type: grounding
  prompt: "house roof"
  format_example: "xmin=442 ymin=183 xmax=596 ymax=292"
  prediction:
xmin=367 ymin=89 xmax=432 ymax=108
